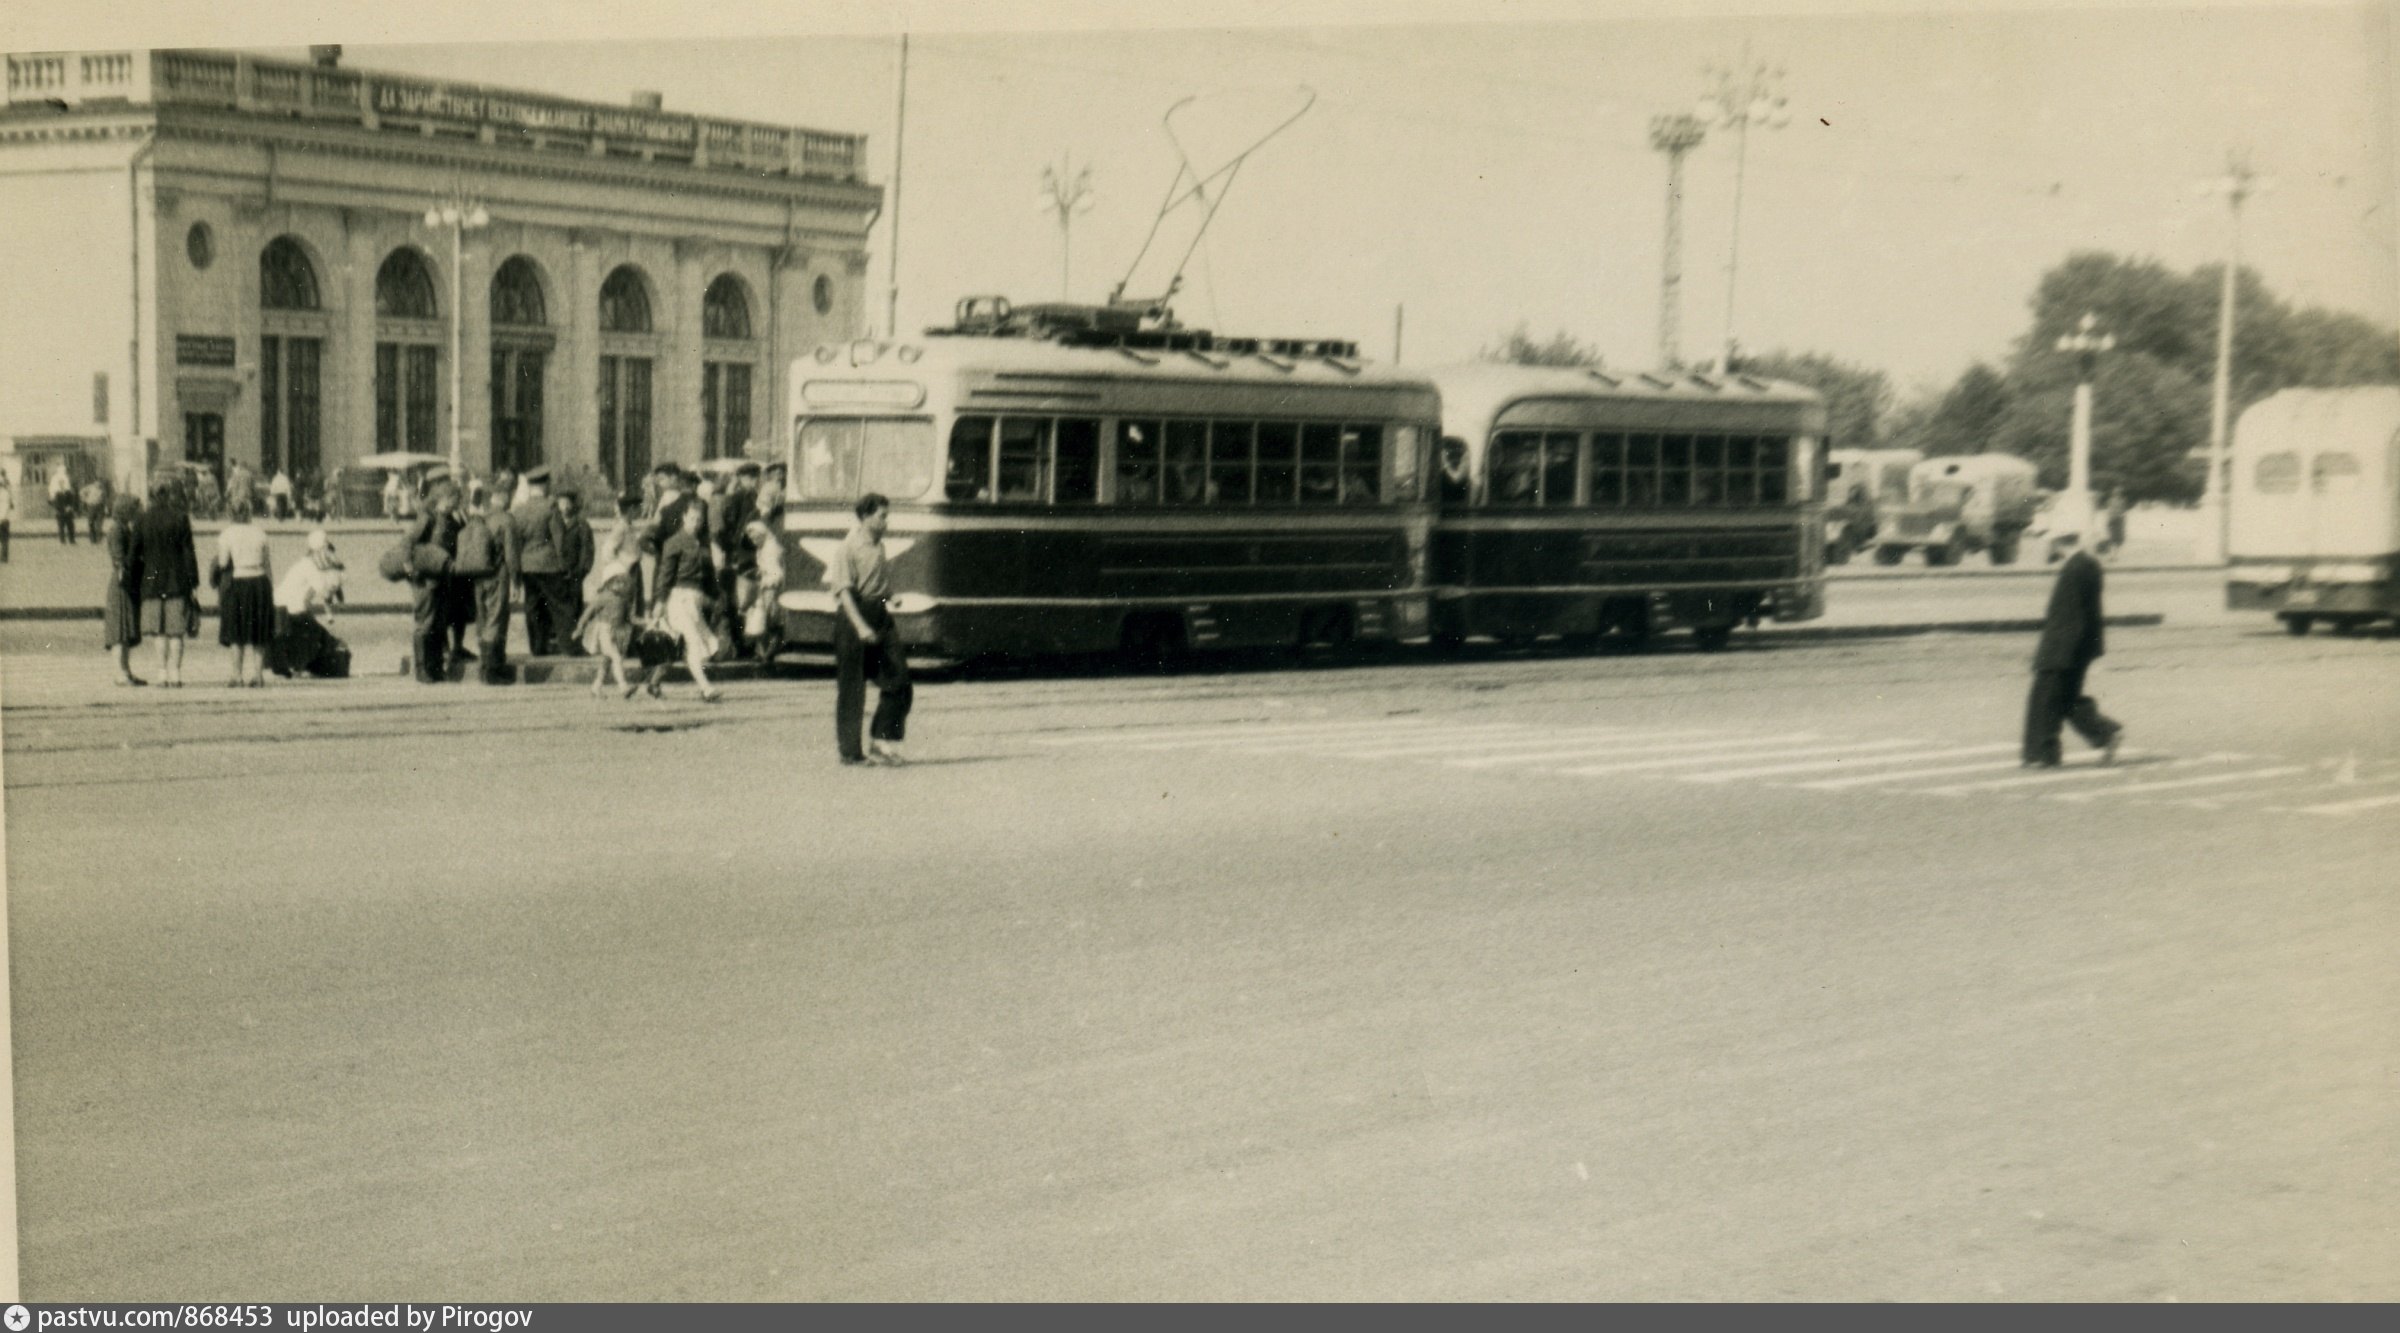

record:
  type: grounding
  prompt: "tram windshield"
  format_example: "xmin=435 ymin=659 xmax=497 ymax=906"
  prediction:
xmin=797 ymin=418 xmax=937 ymax=502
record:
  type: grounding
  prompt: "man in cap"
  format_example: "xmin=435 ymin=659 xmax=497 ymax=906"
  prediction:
xmin=456 ymin=472 xmax=520 ymax=684
xmin=269 ymin=528 xmax=350 ymax=677
xmin=2022 ymin=524 xmax=2124 ymax=767
xmin=511 ymin=466 xmax=571 ymax=655
xmin=404 ymin=480 xmax=463 ymax=683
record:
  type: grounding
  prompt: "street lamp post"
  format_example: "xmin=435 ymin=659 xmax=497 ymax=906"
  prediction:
xmin=2055 ymin=311 xmax=2116 ymax=539
xmin=1649 ymin=113 xmax=1708 ymax=370
xmin=424 ymin=191 xmax=490 ymax=480
xmin=1696 ymin=47 xmax=1789 ymax=372
xmin=2198 ymin=152 xmax=2262 ymax=563
xmin=1038 ymin=153 xmax=1097 ymax=300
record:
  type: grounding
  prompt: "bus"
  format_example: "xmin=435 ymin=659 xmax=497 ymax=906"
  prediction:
xmin=2226 ymin=387 xmax=2400 ymax=635
xmin=774 ymin=298 xmax=1441 ymax=659
xmin=1423 ymin=362 xmax=1827 ymax=651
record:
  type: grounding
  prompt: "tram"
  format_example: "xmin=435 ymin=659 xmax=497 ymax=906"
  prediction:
xmin=774 ymin=297 xmax=1441 ymax=659
xmin=1423 ymin=363 xmax=1827 ymax=651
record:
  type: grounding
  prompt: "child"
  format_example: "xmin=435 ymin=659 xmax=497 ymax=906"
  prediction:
xmin=573 ymin=556 xmax=640 ymax=700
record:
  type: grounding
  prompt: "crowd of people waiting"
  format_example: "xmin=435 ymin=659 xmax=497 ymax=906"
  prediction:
xmin=73 ymin=456 xmax=786 ymax=695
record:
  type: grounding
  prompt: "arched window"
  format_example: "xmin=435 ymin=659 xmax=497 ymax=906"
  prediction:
xmin=702 ymin=274 xmax=752 ymax=340
xmin=599 ymin=266 xmax=652 ymax=334
xmin=375 ymin=249 xmax=438 ymax=320
xmin=260 ymin=237 xmax=320 ymax=311
xmin=490 ymin=257 xmax=548 ymax=327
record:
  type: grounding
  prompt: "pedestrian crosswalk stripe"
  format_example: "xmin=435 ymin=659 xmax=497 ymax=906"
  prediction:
xmin=1031 ymin=717 xmax=2390 ymax=820
xmin=2052 ymin=764 xmax=2312 ymax=802
xmin=1442 ymin=730 xmax=1786 ymax=769
xmin=1679 ymin=742 xmax=2018 ymax=784
xmin=1561 ymin=738 xmax=1923 ymax=778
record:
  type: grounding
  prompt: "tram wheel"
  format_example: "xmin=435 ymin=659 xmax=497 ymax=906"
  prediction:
xmin=2282 ymin=614 xmax=2313 ymax=637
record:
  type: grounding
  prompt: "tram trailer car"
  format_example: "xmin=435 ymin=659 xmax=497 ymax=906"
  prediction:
xmin=2225 ymin=387 xmax=2400 ymax=635
xmin=773 ymin=299 xmax=1441 ymax=660
xmin=1424 ymin=363 xmax=1828 ymax=651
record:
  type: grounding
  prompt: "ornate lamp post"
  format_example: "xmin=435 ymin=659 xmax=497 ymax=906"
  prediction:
xmin=1649 ymin=113 xmax=1708 ymax=369
xmin=1696 ymin=48 xmax=1789 ymax=371
xmin=1038 ymin=154 xmax=1097 ymax=300
xmin=2197 ymin=152 xmax=2264 ymax=562
xmin=2055 ymin=311 xmax=2116 ymax=539
xmin=423 ymin=190 xmax=490 ymax=480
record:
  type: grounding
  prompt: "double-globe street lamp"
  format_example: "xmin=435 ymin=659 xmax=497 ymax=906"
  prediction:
xmin=423 ymin=191 xmax=491 ymax=481
xmin=1038 ymin=154 xmax=1097 ymax=300
xmin=2055 ymin=311 xmax=2116 ymax=540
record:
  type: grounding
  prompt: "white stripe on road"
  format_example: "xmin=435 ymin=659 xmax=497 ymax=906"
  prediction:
xmin=2050 ymin=764 xmax=2312 ymax=802
xmin=1921 ymin=753 xmax=2167 ymax=794
xmin=1792 ymin=755 xmax=2032 ymax=790
xmin=1156 ymin=722 xmax=1536 ymax=753
xmin=1560 ymin=738 xmax=1922 ymax=778
xmin=1679 ymin=743 xmax=2018 ymax=784
xmin=2284 ymin=787 xmax=2400 ymax=816
xmin=1034 ymin=718 xmax=1425 ymax=747
xmin=1440 ymin=730 xmax=1771 ymax=769
xmin=1321 ymin=726 xmax=1666 ymax=760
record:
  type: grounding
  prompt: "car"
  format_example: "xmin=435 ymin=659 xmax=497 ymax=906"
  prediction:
xmin=332 ymin=453 xmax=452 ymax=519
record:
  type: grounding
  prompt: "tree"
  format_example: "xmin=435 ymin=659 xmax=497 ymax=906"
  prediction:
xmin=1902 ymin=361 xmax=2011 ymax=458
xmin=1480 ymin=323 xmax=1605 ymax=368
xmin=1737 ymin=348 xmax=1894 ymax=451
xmin=1989 ymin=353 xmax=2210 ymax=502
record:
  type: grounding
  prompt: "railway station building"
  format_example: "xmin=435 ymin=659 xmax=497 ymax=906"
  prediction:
xmin=0 ymin=46 xmax=882 ymax=508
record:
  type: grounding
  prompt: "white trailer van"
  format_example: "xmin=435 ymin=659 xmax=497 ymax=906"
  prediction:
xmin=2226 ymin=387 xmax=2400 ymax=635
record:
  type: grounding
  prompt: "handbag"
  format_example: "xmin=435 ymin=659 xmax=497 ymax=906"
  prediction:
xmin=631 ymin=625 xmax=680 ymax=669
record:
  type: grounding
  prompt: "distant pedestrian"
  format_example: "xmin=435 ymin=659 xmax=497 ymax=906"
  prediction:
xmin=712 ymin=463 xmax=761 ymax=658
xmin=102 ymin=493 xmax=145 ymax=686
xmin=404 ymin=480 xmax=463 ymax=684
xmin=81 ymin=478 xmax=106 ymax=542
xmin=269 ymin=529 xmax=350 ymax=679
xmin=213 ymin=496 xmax=274 ymax=688
xmin=2023 ymin=528 xmax=2123 ymax=768
xmin=49 ymin=468 xmax=77 ymax=544
xmin=2102 ymin=487 xmax=2129 ymax=560
xmin=456 ymin=476 xmax=519 ymax=685
xmin=132 ymin=475 xmax=200 ymax=688
xmin=741 ymin=513 xmax=785 ymax=664
xmin=555 ymin=488 xmax=596 ymax=649
xmin=226 ymin=460 xmax=254 ymax=521
xmin=644 ymin=499 xmax=722 ymax=703
xmin=0 ymin=472 xmax=15 ymax=561
xmin=511 ymin=468 xmax=571 ymax=656
xmin=828 ymin=492 xmax=912 ymax=766
xmin=573 ymin=553 xmax=639 ymax=700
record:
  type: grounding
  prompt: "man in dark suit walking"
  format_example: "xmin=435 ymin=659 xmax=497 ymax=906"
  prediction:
xmin=2023 ymin=528 xmax=2124 ymax=767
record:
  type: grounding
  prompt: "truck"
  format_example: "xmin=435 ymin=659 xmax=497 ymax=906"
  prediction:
xmin=1873 ymin=452 xmax=2041 ymax=566
xmin=2225 ymin=387 xmax=2400 ymax=635
xmin=1821 ymin=447 xmax=1920 ymax=563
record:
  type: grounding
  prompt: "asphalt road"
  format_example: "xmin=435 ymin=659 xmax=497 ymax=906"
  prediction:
xmin=4 ymin=616 xmax=2394 ymax=1299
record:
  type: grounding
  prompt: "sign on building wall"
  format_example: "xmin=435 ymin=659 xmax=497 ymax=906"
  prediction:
xmin=93 ymin=371 xmax=108 ymax=425
xmin=176 ymin=335 xmax=237 ymax=368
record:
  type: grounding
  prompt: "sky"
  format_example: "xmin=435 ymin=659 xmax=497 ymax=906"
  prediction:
xmin=6 ymin=1 xmax=2392 ymax=403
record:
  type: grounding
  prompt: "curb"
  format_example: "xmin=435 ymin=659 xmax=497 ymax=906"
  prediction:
xmin=1759 ymin=613 xmax=2165 ymax=641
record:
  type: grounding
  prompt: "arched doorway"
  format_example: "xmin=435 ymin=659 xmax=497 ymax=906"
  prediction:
xmin=596 ymin=264 xmax=655 ymax=489
xmin=258 ymin=235 xmax=326 ymax=483
xmin=701 ymin=273 xmax=756 ymax=460
xmin=374 ymin=247 xmax=441 ymax=454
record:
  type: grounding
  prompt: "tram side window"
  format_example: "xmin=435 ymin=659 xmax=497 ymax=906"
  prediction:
xmin=1256 ymin=421 xmax=1299 ymax=503
xmin=1692 ymin=435 xmax=1724 ymax=506
xmin=1390 ymin=424 xmax=1423 ymax=501
xmin=946 ymin=416 xmax=994 ymax=501
xmin=1300 ymin=422 xmax=1342 ymax=503
xmin=2312 ymin=451 xmax=2362 ymax=494
xmin=1757 ymin=438 xmax=1789 ymax=505
xmin=1540 ymin=432 xmax=1578 ymax=507
xmin=1055 ymin=417 xmax=1100 ymax=503
xmin=1491 ymin=431 xmax=1542 ymax=505
xmin=2253 ymin=452 xmax=2300 ymax=494
xmin=1165 ymin=420 xmax=1210 ymax=504
xmin=998 ymin=417 xmax=1054 ymax=501
xmin=1341 ymin=425 xmax=1383 ymax=504
xmin=798 ymin=419 xmax=863 ymax=500
xmin=1589 ymin=434 xmax=1624 ymax=507
xmin=1116 ymin=419 xmax=1162 ymax=503
xmin=1720 ymin=436 xmax=1753 ymax=505
xmin=860 ymin=420 xmax=937 ymax=501
xmin=1659 ymin=435 xmax=1693 ymax=506
xmin=1210 ymin=421 xmax=1256 ymax=504
xmin=1624 ymin=434 xmax=1659 ymax=507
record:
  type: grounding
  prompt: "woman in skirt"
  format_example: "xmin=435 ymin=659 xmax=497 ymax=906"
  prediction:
xmin=102 ymin=493 xmax=145 ymax=686
xmin=132 ymin=475 xmax=201 ymax=688
xmin=646 ymin=499 xmax=722 ymax=703
xmin=213 ymin=495 xmax=275 ymax=687
xmin=573 ymin=555 xmax=640 ymax=700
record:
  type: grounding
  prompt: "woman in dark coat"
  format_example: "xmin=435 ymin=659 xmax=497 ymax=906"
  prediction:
xmin=102 ymin=493 xmax=145 ymax=686
xmin=132 ymin=475 xmax=201 ymax=688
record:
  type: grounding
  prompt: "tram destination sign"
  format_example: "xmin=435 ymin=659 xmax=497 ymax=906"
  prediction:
xmin=374 ymin=82 xmax=695 ymax=147
xmin=175 ymin=334 xmax=236 ymax=368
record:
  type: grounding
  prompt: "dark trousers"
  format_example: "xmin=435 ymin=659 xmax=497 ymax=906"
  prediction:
xmin=86 ymin=509 xmax=103 ymax=542
xmin=834 ymin=599 xmax=912 ymax=760
xmin=55 ymin=508 xmax=75 ymax=543
xmin=410 ymin=580 xmax=448 ymax=681
xmin=521 ymin=572 xmax=572 ymax=656
xmin=269 ymin=611 xmax=349 ymax=677
xmin=714 ymin=566 xmax=746 ymax=657
xmin=2023 ymin=664 xmax=2119 ymax=766
xmin=2 ymin=520 xmax=11 ymax=561
xmin=440 ymin=578 xmax=475 ymax=655
xmin=474 ymin=576 xmax=511 ymax=682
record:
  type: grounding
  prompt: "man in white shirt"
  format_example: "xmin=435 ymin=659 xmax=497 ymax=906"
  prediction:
xmin=269 ymin=528 xmax=350 ymax=678
xmin=270 ymin=468 xmax=295 ymax=521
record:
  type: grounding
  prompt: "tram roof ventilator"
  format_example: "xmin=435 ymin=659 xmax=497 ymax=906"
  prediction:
xmin=928 ymin=295 xmax=1362 ymax=365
